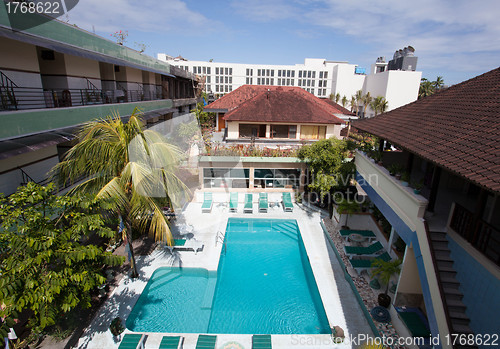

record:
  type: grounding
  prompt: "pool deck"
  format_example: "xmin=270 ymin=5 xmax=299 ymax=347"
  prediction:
xmin=77 ymin=200 xmax=374 ymax=348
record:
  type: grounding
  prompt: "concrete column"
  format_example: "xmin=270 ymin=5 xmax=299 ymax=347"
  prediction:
xmin=388 ymin=227 xmax=396 ymax=257
xmin=249 ymin=167 xmax=254 ymax=188
xmin=266 ymin=124 xmax=271 ymax=138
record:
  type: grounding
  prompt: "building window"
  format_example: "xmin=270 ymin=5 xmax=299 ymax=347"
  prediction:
xmin=319 ymin=81 xmax=322 ymax=88
xmin=207 ymin=76 xmax=211 ymax=83
xmin=312 ymin=71 xmax=316 ymax=78
xmin=271 ymin=124 xmax=296 ymax=139
xmin=216 ymin=67 xmax=219 ymax=74
xmin=229 ymin=68 xmax=233 ymax=75
xmin=203 ymin=168 xmax=250 ymax=189
xmin=215 ymin=85 xmax=219 ymax=92
xmin=319 ymin=72 xmax=323 ymax=79
xmin=254 ymin=168 xmax=301 ymax=189
xmin=324 ymin=72 xmax=328 ymax=79
xmin=278 ymin=70 xmax=281 ymax=77
xmin=207 ymin=67 xmax=211 ymax=74
xmin=239 ymin=124 xmax=266 ymax=138
xmin=225 ymin=68 xmax=229 ymax=75
xmin=298 ymin=71 xmax=302 ymax=78
xmin=300 ymin=125 xmax=326 ymax=139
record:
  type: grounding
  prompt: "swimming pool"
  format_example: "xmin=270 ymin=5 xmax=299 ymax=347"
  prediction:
xmin=126 ymin=218 xmax=330 ymax=334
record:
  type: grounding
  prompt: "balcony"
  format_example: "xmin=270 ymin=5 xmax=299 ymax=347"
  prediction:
xmin=355 ymin=150 xmax=428 ymax=233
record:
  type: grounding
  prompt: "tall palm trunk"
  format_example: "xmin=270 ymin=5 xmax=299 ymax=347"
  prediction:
xmin=125 ymin=220 xmax=139 ymax=278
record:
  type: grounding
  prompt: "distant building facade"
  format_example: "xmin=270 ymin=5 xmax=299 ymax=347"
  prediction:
xmin=158 ymin=48 xmax=422 ymax=117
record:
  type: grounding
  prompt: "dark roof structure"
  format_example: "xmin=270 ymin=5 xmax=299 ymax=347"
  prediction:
xmin=352 ymin=67 xmax=500 ymax=193
xmin=206 ymin=86 xmax=344 ymax=124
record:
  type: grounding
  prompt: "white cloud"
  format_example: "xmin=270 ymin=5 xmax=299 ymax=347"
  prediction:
xmin=229 ymin=0 xmax=500 ymax=73
xmin=67 ymin=0 xmax=219 ymax=35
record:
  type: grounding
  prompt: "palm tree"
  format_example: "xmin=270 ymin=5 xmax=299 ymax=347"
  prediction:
xmin=341 ymin=95 xmax=348 ymax=108
xmin=433 ymin=76 xmax=444 ymax=91
xmin=350 ymin=96 xmax=356 ymax=113
xmin=51 ymin=109 xmax=188 ymax=277
xmin=362 ymin=92 xmax=372 ymax=118
xmin=370 ymin=96 xmax=389 ymax=116
xmin=354 ymin=90 xmax=363 ymax=116
xmin=335 ymin=92 xmax=341 ymax=104
xmin=336 ymin=198 xmax=360 ymax=229
xmin=372 ymin=259 xmax=402 ymax=293
xmin=418 ymin=78 xmax=434 ymax=99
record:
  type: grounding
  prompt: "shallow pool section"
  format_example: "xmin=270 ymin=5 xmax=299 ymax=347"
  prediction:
xmin=127 ymin=218 xmax=330 ymax=334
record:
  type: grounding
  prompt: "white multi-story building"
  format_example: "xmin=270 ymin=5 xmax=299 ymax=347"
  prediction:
xmin=158 ymin=49 xmax=422 ymax=116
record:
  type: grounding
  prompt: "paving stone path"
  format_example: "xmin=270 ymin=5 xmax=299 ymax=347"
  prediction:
xmin=323 ymin=217 xmax=406 ymax=349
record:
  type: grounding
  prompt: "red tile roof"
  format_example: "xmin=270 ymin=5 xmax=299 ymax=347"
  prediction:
xmin=323 ymin=99 xmax=355 ymax=116
xmin=206 ymin=85 xmax=344 ymax=124
xmin=352 ymin=67 xmax=500 ymax=193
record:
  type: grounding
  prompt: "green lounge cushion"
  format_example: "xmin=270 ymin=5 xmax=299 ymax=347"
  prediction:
xmin=159 ymin=336 xmax=182 ymax=349
xmin=196 ymin=334 xmax=217 ymax=349
xmin=345 ymin=241 xmax=384 ymax=255
xmin=253 ymin=334 xmax=272 ymax=349
xmin=118 ymin=334 xmax=144 ymax=349
xmin=339 ymin=229 xmax=376 ymax=238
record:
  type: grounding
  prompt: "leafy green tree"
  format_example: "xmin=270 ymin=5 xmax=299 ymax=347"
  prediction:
xmin=0 ymin=183 xmax=124 ymax=335
xmin=298 ymin=138 xmax=354 ymax=198
xmin=51 ymin=109 xmax=188 ymax=277
xmin=191 ymin=102 xmax=215 ymax=129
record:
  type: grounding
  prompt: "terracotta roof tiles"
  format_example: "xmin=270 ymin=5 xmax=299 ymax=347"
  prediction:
xmin=352 ymin=67 xmax=500 ymax=193
xmin=205 ymin=85 xmax=344 ymax=125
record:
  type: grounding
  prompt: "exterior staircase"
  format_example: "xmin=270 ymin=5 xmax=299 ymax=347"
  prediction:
xmin=0 ymin=71 xmax=18 ymax=111
xmin=429 ymin=231 xmax=477 ymax=348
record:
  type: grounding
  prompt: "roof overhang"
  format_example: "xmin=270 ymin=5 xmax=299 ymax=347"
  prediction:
xmin=0 ymin=26 xmax=177 ymax=78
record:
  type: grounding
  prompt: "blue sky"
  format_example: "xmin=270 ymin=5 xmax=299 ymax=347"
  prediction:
xmin=66 ymin=0 xmax=500 ymax=86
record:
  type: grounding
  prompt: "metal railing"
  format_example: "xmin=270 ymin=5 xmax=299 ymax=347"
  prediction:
xmin=450 ymin=202 xmax=500 ymax=266
xmin=0 ymin=71 xmax=18 ymax=110
xmin=0 ymin=86 xmax=165 ymax=111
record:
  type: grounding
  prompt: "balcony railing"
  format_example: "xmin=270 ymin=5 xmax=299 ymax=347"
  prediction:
xmin=0 ymin=86 xmax=168 ymax=111
xmin=450 ymin=203 xmax=500 ymax=266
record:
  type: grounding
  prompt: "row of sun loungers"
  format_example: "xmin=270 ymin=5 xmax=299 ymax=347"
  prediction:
xmin=201 ymin=192 xmax=294 ymax=213
xmin=118 ymin=333 xmax=272 ymax=348
xmin=165 ymin=238 xmax=204 ymax=254
xmin=339 ymin=229 xmax=394 ymax=273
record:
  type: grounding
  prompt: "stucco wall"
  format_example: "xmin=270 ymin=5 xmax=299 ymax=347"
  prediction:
xmin=448 ymin=232 xmax=500 ymax=341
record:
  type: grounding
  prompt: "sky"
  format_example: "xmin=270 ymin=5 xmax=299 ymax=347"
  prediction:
xmin=65 ymin=0 xmax=500 ymax=86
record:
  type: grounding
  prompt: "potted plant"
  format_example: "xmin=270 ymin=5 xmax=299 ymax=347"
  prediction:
xmin=109 ymin=317 xmax=125 ymax=339
xmin=371 ymin=259 xmax=402 ymax=308
xmin=411 ymin=179 xmax=423 ymax=194
xmin=400 ymin=172 xmax=410 ymax=186
xmin=388 ymin=163 xmax=404 ymax=177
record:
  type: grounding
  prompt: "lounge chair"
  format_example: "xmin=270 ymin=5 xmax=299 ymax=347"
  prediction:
xmin=349 ymin=252 xmax=391 ymax=274
xmin=196 ymin=334 xmax=217 ymax=349
xmin=166 ymin=238 xmax=204 ymax=254
xmin=118 ymin=333 xmax=146 ymax=349
xmin=344 ymin=241 xmax=384 ymax=258
xmin=339 ymin=229 xmax=376 ymax=242
xmin=244 ymin=193 xmax=253 ymax=213
xmin=252 ymin=334 xmax=272 ymax=349
xmin=159 ymin=335 xmax=183 ymax=349
xmin=229 ymin=192 xmax=238 ymax=212
xmin=282 ymin=192 xmax=293 ymax=212
xmin=259 ymin=193 xmax=268 ymax=213
xmin=201 ymin=192 xmax=213 ymax=213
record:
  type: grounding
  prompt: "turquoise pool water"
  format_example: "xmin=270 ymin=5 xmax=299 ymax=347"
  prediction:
xmin=126 ymin=218 xmax=330 ymax=334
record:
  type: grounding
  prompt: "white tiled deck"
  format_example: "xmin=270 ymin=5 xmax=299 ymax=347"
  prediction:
xmin=77 ymin=200 xmax=374 ymax=349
